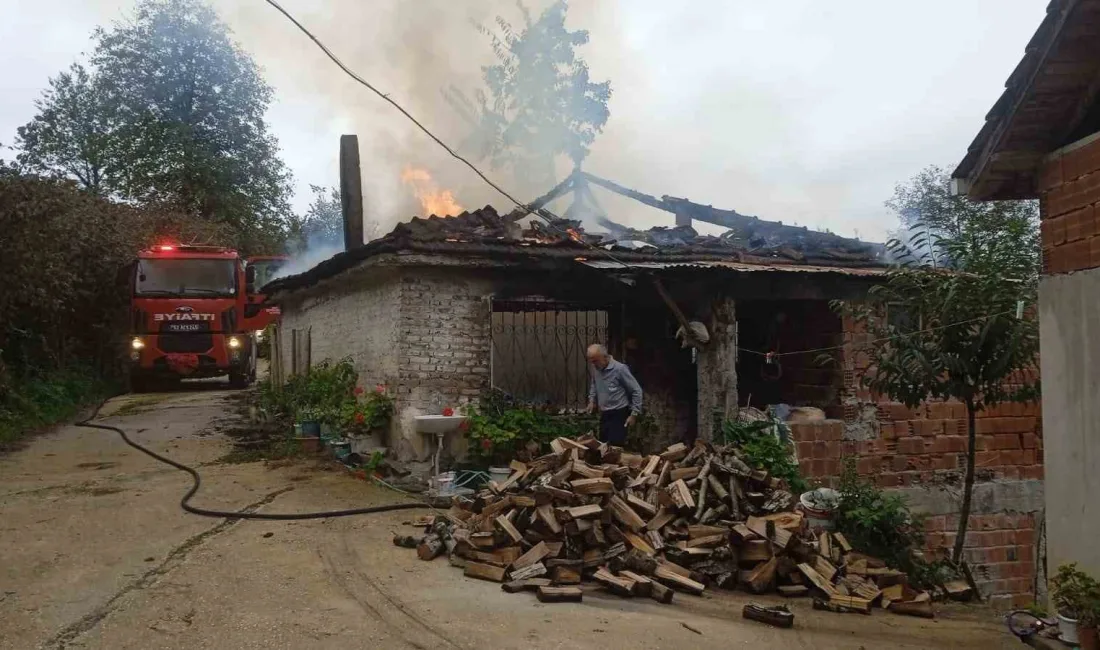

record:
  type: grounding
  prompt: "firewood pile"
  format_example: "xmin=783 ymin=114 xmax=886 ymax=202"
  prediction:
xmin=394 ymin=435 xmax=966 ymax=613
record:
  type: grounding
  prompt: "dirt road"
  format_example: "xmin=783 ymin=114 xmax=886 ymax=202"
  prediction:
xmin=0 ymin=386 xmax=1021 ymax=649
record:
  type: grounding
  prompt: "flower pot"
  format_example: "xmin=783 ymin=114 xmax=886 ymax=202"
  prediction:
xmin=800 ymin=488 xmax=840 ymax=530
xmin=1079 ymin=624 xmax=1099 ymax=650
xmin=300 ymin=420 xmax=321 ymax=437
xmin=1058 ymin=613 xmax=1080 ymax=644
xmin=489 ymin=466 xmax=511 ymax=484
xmin=296 ymin=436 xmax=322 ymax=453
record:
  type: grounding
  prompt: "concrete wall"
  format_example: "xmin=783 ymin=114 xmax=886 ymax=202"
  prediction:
xmin=1039 ymin=269 xmax=1100 ymax=578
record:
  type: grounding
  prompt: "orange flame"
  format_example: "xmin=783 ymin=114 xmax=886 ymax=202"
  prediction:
xmin=401 ymin=166 xmax=463 ymax=217
xmin=566 ymin=228 xmax=583 ymax=243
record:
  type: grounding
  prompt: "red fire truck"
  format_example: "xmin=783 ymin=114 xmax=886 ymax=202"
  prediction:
xmin=125 ymin=244 xmax=284 ymax=390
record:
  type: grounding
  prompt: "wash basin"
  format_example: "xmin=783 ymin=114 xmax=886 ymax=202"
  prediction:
xmin=414 ymin=414 xmax=468 ymax=435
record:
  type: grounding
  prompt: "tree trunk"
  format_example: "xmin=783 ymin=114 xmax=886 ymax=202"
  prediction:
xmin=952 ymin=397 xmax=978 ymax=564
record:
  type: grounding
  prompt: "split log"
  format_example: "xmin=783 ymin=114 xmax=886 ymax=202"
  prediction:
xmin=684 ymin=534 xmax=726 ymax=548
xmin=626 ymin=494 xmax=657 ymax=518
xmin=608 ymin=495 xmax=647 ymax=531
xmin=669 ymin=480 xmax=695 ymax=510
xmin=829 ymin=595 xmax=873 ymax=614
xmin=833 ymin=532 xmax=853 ymax=552
xmin=563 ymin=504 xmax=603 ymax=520
xmin=509 ymin=561 xmax=547 ymax=581
xmin=537 ymin=586 xmax=583 ymax=603
xmin=890 ymin=600 xmax=935 ymax=618
xmin=688 ymin=524 xmax=727 ymax=539
xmin=778 ymin=585 xmax=809 ymax=597
xmin=512 ymin=542 xmax=550 ymax=570
xmin=571 ymin=461 xmax=606 ymax=479
xmin=571 ymin=477 xmax=614 ymax=494
xmin=646 ymin=508 xmax=676 ymax=532
xmin=495 ymin=515 xmax=523 ymax=544
xmin=653 ymin=566 xmax=706 ymax=595
xmin=798 ymin=563 xmax=838 ymax=597
xmin=814 ymin=556 xmax=838 ymax=582
xmin=813 ymin=597 xmax=870 ymax=615
xmin=536 ymin=505 xmax=562 ymax=534
xmin=649 ymin=582 xmax=675 ymax=604
xmin=669 ymin=466 xmax=701 ymax=482
xmin=623 ymin=531 xmax=656 ymax=556
xmin=501 ymin=578 xmax=551 ymax=593
xmin=465 ymin=561 xmax=507 ymax=582
xmin=551 ymin=564 xmax=582 ymax=584
xmin=593 ymin=567 xmax=636 ymax=596
xmin=645 ymin=530 xmax=666 ymax=552
xmin=660 ymin=443 xmax=688 ymax=462
xmin=746 ymin=556 xmax=779 ymax=593
xmin=741 ymin=539 xmax=773 ymax=562
xmin=619 ymin=570 xmax=653 ymax=596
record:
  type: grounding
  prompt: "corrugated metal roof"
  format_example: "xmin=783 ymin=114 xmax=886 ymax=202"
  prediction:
xmin=580 ymin=259 xmax=889 ymax=276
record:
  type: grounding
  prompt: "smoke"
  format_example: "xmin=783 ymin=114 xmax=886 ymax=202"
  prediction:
xmin=272 ymin=230 xmax=344 ymax=280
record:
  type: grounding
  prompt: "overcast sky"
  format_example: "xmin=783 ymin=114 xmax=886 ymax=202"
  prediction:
xmin=0 ymin=0 xmax=1046 ymax=241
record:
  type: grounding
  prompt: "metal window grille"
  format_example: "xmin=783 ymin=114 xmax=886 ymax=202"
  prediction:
xmin=490 ymin=298 xmax=609 ymax=410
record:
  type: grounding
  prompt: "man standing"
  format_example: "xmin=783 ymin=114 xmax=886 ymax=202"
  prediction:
xmin=586 ymin=344 xmax=643 ymax=445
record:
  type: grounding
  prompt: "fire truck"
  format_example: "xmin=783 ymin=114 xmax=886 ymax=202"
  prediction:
xmin=125 ymin=244 xmax=284 ymax=390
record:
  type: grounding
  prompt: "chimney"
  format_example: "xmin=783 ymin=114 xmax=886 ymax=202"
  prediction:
xmin=340 ymin=134 xmax=364 ymax=251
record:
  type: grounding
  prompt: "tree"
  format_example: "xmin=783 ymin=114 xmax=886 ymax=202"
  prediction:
xmin=842 ymin=169 xmax=1041 ymax=565
xmin=287 ymin=185 xmax=379 ymax=254
xmin=16 ymin=0 xmax=293 ymax=253
xmin=15 ymin=64 xmax=115 ymax=195
xmin=444 ymin=0 xmax=611 ymax=190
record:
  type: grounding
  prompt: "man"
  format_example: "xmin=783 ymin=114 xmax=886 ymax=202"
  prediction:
xmin=586 ymin=343 xmax=643 ymax=445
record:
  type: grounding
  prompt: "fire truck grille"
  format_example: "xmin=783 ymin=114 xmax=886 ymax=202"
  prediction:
xmin=157 ymin=333 xmax=214 ymax=354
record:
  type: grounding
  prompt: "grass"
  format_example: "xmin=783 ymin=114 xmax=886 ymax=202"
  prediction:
xmin=0 ymin=368 xmax=111 ymax=450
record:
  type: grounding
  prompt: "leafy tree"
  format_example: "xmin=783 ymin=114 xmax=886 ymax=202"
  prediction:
xmin=444 ymin=0 xmax=611 ymax=189
xmin=15 ymin=0 xmax=293 ymax=253
xmin=841 ymin=168 xmax=1041 ymax=564
xmin=15 ymin=64 xmax=115 ymax=195
xmin=287 ymin=185 xmax=379 ymax=253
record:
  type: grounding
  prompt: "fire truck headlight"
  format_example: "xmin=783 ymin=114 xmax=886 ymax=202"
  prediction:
xmin=227 ymin=336 xmax=241 ymax=349
xmin=131 ymin=337 xmax=145 ymax=350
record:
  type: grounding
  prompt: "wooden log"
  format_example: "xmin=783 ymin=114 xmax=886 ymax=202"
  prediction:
xmin=688 ymin=524 xmax=727 ymax=539
xmin=819 ymin=531 xmax=832 ymax=559
xmin=512 ymin=542 xmax=550 ymax=570
xmin=623 ymin=531 xmax=656 ymax=556
xmin=620 ymin=570 xmax=653 ymax=596
xmin=469 ymin=532 xmax=496 ymax=549
xmin=685 ymin=534 xmax=726 ymax=548
xmin=653 ymin=566 xmax=706 ymax=595
xmin=583 ymin=548 xmax=605 ymax=568
xmin=512 ymin=495 xmax=536 ymax=508
xmin=656 ymin=459 xmax=672 ymax=487
xmin=551 ymin=564 xmax=582 ymax=585
xmin=571 ymin=461 xmax=606 ymax=480
xmin=814 ymin=556 xmax=838 ymax=582
xmin=693 ymin=470 xmax=709 ymax=521
xmin=620 ymin=452 xmax=645 ymax=469
xmin=544 ymin=541 xmax=563 ymax=557
xmin=669 ymin=480 xmax=695 ymax=510
xmin=649 ymin=581 xmax=674 ymax=604
xmin=536 ymin=505 xmax=562 ymax=534
xmin=829 ymin=595 xmax=873 ymax=614
xmin=659 ymin=443 xmax=688 ymax=462
xmin=501 ymin=577 xmax=552 ymax=593
xmin=746 ymin=516 xmax=791 ymax=549
xmin=646 ymin=508 xmax=676 ymax=532
xmin=563 ymin=504 xmax=603 ymax=520
xmin=495 ymin=515 xmax=523 ymax=544
xmin=813 ymin=597 xmax=869 ymax=615
xmin=656 ymin=557 xmax=692 ymax=578
xmin=944 ymin=580 xmax=974 ymax=601
xmin=707 ymin=474 xmax=729 ymax=500
xmin=646 ymin=530 xmax=666 ymax=552
xmin=626 ymin=494 xmax=657 ymax=518
xmin=742 ymin=603 xmax=795 ymax=629
xmin=798 ymin=563 xmax=838 ymax=597
xmin=669 ymin=466 xmax=701 ymax=482
xmin=509 ymin=561 xmax=547 ymax=581
xmin=889 ymin=600 xmax=935 ymax=618
xmin=731 ymin=523 xmax=758 ymax=543
xmin=741 ymin=539 xmax=773 ymax=562
xmin=746 ymin=556 xmax=778 ymax=593
xmin=728 ymin=476 xmax=741 ymax=520
xmin=833 ymin=532 xmax=853 ymax=553
xmin=465 ymin=561 xmax=507 ymax=582
xmin=536 ymin=586 xmax=583 ymax=603
xmin=594 ymin=567 xmax=637 ymax=596
xmin=571 ymin=477 xmax=614 ymax=494
xmin=608 ymin=495 xmax=647 ymax=531
xmin=700 ymin=504 xmax=728 ymax=524
xmin=549 ymin=461 xmax=574 ymax=487
xmin=778 ymin=585 xmax=810 ymax=597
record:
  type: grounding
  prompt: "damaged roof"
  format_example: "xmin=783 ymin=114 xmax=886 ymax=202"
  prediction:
xmin=266 ymin=173 xmax=886 ymax=295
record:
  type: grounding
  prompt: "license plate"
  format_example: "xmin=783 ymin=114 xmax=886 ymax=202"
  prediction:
xmin=164 ymin=323 xmax=206 ymax=333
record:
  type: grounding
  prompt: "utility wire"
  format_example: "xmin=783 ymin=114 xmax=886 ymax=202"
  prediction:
xmin=263 ymin=0 xmax=639 ymax=270
xmin=738 ymin=308 xmax=1020 ymax=358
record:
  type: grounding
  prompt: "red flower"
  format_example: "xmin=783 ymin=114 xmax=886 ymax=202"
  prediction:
xmin=442 ymin=407 xmax=454 ymax=417
xmin=355 ymin=412 xmax=365 ymax=424
xmin=458 ymin=420 xmax=469 ymax=432
xmin=481 ymin=438 xmax=492 ymax=451
xmin=375 ymin=384 xmax=386 ymax=394
xmin=353 ymin=386 xmax=364 ymax=395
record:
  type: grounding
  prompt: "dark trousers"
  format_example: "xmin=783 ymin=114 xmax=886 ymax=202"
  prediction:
xmin=599 ymin=407 xmax=630 ymax=445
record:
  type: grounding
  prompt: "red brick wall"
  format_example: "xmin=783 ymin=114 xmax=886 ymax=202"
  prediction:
xmin=787 ymin=314 xmax=1044 ymax=608
xmin=1038 ymin=133 xmax=1100 ymax=274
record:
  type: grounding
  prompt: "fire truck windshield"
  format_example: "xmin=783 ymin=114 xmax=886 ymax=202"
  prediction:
xmin=135 ymin=258 xmax=237 ymax=297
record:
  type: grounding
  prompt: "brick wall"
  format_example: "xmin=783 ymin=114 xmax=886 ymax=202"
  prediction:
xmin=786 ymin=312 xmax=1044 ymax=608
xmin=1038 ymin=133 xmax=1100 ymax=274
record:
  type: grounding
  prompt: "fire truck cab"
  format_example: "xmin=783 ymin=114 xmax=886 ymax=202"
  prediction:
xmin=126 ymin=245 xmax=282 ymax=390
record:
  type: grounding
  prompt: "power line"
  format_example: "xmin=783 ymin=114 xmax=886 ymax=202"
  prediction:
xmin=738 ymin=308 xmax=1020 ymax=358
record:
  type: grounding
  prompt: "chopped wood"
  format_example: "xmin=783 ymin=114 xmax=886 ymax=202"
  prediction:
xmin=469 ymin=532 xmax=496 ymax=548
xmin=881 ymin=584 xmax=904 ymax=606
xmin=829 ymin=595 xmax=871 ymax=614
xmin=626 ymin=494 xmax=658 ymax=518
xmin=669 ymin=466 xmax=701 ymax=481
xmin=840 ymin=575 xmax=881 ymax=602
xmin=656 ymin=558 xmax=693 ymax=579
xmin=536 ymin=504 xmax=563 ymax=534
xmin=509 ymin=561 xmax=547 ymax=581
xmin=571 ymin=477 xmax=615 ymax=495
xmin=465 ymin=561 xmax=507 ymax=582
xmin=688 ymin=524 xmax=727 ymax=539
xmin=798 ymin=563 xmax=838 ymax=597
xmin=551 ymin=564 xmax=581 ymax=584
xmin=653 ymin=566 xmax=706 ymax=595
xmin=649 ymin=581 xmax=674 ymax=604
xmin=693 ymin=470 xmax=709 ymax=521
xmin=645 ymin=530 xmax=666 ymax=552
xmin=583 ymin=548 xmax=605 ymax=568
xmin=512 ymin=495 xmax=537 ymax=508
xmin=889 ymin=600 xmax=934 ymax=618
xmin=707 ymin=474 xmax=729 ymax=500
xmin=813 ymin=597 xmax=870 ymax=615
xmin=742 ymin=540 xmax=773 ymax=562
xmin=495 ymin=515 xmax=523 ymax=544
xmin=944 ymin=580 xmax=973 ymax=601
xmin=512 ymin=542 xmax=550 ymax=570
xmin=685 ymin=534 xmax=726 ymax=548
xmin=742 ymin=603 xmax=795 ymax=628
xmin=480 ymin=496 xmax=513 ymax=518
xmin=620 ymin=570 xmax=653 ymax=596
xmin=639 ymin=455 xmax=661 ymax=477
xmin=731 ymin=523 xmax=759 ymax=543
xmin=491 ymin=546 xmax=522 ymax=565
xmin=669 ymin=480 xmax=695 ymax=510
xmin=660 ymin=443 xmax=689 ymax=462
xmin=620 ymin=452 xmax=645 ymax=469
xmin=623 ymin=531 xmax=656 ymax=556
xmin=646 ymin=508 xmax=675 ymax=532
xmin=563 ymin=504 xmax=603 ymax=520
xmin=608 ymin=495 xmax=647 ymax=531
xmin=593 ymin=567 xmax=637 ymax=596
xmin=549 ymin=461 xmax=574 ymax=486
xmin=746 ymin=557 xmax=779 ymax=593
xmin=544 ymin=541 xmax=563 ymax=557
xmin=534 ymin=485 xmax=573 ymax=503
xmin=814 ymin=556 xmax=838 ymax=582
xmin=501 ymin=577 xmax=552 ymax=593
xmin=746 ymin=516 xmax=791 ymax=549
xmin=833 ymin=532 xmax=853 ymax=553
xmin=536 ymin=585 xmax=583 ymax=603
xmin=571 ymin=461 xmax=606 ymax=479
xmin=778 ymin=585 xmax=809 ymax=597
xmin=846 ymin=559 xmax=868 ymax=575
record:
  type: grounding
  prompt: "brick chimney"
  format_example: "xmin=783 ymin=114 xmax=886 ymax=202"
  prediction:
xmin=340 ymin=134 xmax=364 ymax=251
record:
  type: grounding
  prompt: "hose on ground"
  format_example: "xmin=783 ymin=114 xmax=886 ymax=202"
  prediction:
xmin=75 ymin=400 xmax=432 ymax=520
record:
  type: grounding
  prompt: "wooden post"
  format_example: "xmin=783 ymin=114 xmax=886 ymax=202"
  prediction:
xmin=340 ymin=134 xmax=364 ymax=251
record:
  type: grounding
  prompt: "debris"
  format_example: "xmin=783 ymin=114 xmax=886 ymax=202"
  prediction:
xmin=680 ymin=622 xmax=703 ymax=635
xmin=742 ymin=603 xmax=794 ymax=628
xmin=537 ymin=586 xmax=583 ymax=603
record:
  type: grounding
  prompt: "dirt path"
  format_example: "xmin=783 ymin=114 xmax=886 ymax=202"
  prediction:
xmin=0 ymin=386 xmax=1021 ymax=649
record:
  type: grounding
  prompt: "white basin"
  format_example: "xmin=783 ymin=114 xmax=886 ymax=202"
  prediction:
xmin=414 ymin=414 xmax=468 ymax=435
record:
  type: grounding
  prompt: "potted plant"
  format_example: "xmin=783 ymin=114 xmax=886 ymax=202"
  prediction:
xmin=343 ymin=384 xmax=395 ymax=444
xmin=1051 ymin=563 xmax=1100 ymax=647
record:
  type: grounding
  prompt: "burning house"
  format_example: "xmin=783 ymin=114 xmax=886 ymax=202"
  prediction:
xmin=264 ymin=170 xmax=1044 ymax=606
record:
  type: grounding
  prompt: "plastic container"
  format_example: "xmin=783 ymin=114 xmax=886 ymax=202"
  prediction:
xmin=331 ymin=441 xmax=351 ymax=462
xmin=300 ymin=420 xmax=321 ymax=437
xmin=800 ymin=488 xmax=840 ymax=530
xmin=435 ymin=471 xmax=456 ymax=496
xmin=489 ymin=466 xmax=511 ymax=484
xmin=1058 ymin=613 xmax=1080 ymax=645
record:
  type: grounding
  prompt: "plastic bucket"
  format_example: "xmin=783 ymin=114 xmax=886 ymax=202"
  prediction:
xmin=300 ymin=421 xmax=321 ymax=436
xmin=489 ymin=466 xmax=511 ymax=484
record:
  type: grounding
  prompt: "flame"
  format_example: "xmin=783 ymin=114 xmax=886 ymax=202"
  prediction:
xmin=566 ymin=228 xmax=583 ymax=243
xmin=401 ymin=166 xmax=463 ymax=217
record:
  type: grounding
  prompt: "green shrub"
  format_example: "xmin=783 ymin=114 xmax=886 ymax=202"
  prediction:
xmin=1051 ymin=563 xmax=1100 ymax=623
xmin=465 ymin=390 xmax=595 ymax=466
xmin=258 ymin=358 xmax=393 ymax=434
xmin=0 ymin=367 xmax=108 ymax=447
xmin=719 ymin=417 xmax=807 ymax=493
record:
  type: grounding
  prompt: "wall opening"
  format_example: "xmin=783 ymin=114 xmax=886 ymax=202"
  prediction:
xmin=490 ymin=298 xmax=610 ymax=410
xmin=736 ymin=300 xmax=843 ymax=416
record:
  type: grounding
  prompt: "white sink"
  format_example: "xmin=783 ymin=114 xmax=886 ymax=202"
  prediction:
xmin=414 ymin=414 xmax=468 ymax=435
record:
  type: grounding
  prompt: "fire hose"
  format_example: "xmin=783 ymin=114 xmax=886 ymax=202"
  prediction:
xmin=75 ymin=400 xmax=432 ymax=520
